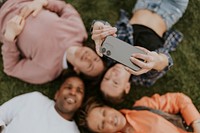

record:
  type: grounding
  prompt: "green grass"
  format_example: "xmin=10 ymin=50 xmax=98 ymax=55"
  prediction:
xmin=0 ymin=0 xmax=200 ymax=123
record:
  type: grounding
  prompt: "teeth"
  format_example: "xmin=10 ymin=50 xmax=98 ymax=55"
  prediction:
xmin=66 ymin=98 xmax=75 ymax=104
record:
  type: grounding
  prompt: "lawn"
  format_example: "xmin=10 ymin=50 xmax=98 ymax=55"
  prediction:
xmin=0 ymin=0 xmax=200 ymax=128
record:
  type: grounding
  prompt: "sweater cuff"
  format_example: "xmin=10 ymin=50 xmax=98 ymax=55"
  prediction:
xmin=2 ymin=38 xmax=18 ymax=50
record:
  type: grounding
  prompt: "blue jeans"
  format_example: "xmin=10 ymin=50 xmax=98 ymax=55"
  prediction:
xmin=132 ymin=0 xmax=189 ymax=29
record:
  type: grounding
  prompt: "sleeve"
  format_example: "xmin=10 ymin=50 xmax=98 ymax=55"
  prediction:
xmin=133 ymin=93 xmax=200 ymax=125
xmin=1 ymin=38 xmax=54 ymax=84
xmin=45 ymin=0 xmax=87 ymax=39
xmin=0 ymin=93 xmax=35 ymax=127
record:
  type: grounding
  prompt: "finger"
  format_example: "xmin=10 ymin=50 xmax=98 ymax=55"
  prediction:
xmin=130 ymin=56 xmax=150 ymax=69
xmin=19 ymin=19 xmax=25 ymax=28
xmin=20 ymin=6 xmax=30 ymax=18
xmin=125 ymin=67 xmax=148 ymax=75
xmin=95 ymin=44 xmax=103 ymax=57
xmin=131 ymin=52 xmax=150 ymax=61
xmin=134 ymin=46 xmax=150 ymax=54
xmin=32 ymin=8 xmax=41 ymax=17
xmin=15 ymin=16 xmax=23 ymax=24
xmin=92 ymin=27 xmax=117 ymax=34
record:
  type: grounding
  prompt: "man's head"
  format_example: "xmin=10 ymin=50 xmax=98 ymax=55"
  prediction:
xmin=66 ymin=46 xmax=105 ymax=77
xmin=54 ymin=74 xmax=85 ymax=120
xmin=100 ymin=64 xmax=131 ymax=104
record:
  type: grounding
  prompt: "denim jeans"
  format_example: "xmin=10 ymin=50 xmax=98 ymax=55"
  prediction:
xmin=132 ymin=0 xmax=189 ymax=29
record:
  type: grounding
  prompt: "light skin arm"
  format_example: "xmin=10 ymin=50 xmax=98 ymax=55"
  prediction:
xmin=125 ymin=46 xmax=168 ymax=75
xmin=91 ymin=21 xmax=117 ymax=56
xmin=2 ymin=15 xmax=55 ymax=84
xmin=91 ymin=21 xmax=168 ymax=75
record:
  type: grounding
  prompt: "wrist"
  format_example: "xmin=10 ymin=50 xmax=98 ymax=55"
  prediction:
xmin=154 ymin=53 xmax=168 ymax=71
xmin=4 ymin=30 xmax=16 ymax=41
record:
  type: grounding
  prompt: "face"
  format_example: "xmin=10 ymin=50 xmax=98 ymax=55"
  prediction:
xmin=68 ymin=46 xmax=104 ymax=77
xmin=100 ymin=64 xmax=131 ymax=98
xmin=87 ymin=106 xmax=126 ymax=133
xmin=54 ymin=77 xmax=85 ymax=119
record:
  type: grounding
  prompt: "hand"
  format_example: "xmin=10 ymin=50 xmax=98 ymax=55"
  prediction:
xmin=4 ymin=15 xmax=25 ymax=41
xmin=125 ymin=46 xmax=168 ymax=75
xmin=91 ymin=21 xmax=117 ymax=56
xmin=20 ymin=0 xmax=48 ymax=18
xmin=192 ymin=119 xmax=200 ymax=133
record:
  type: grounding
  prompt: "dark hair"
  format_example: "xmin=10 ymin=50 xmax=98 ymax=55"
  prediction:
xmin=0 ymin=0 xmax=7 ymax=8
xmin=78 ymin=97 xmax=104 ymax=131
xmin=102 ymin=90 xmax=126 ymax=105
xmin=61 ymin=69 xmax=84 ymax=85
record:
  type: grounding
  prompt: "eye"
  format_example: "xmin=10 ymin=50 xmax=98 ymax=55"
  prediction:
xmin=104 ymin=77 xmax=109 ymax=80
xmin=77 ymin=87 xmax=84 ymax=94
xmin=114 ymin=81 xmax=118 ymax=85
xmin=103 ymin=109 xmax=106 ymax=117
xmin=64 ymin=85 xmax=72 ymax=89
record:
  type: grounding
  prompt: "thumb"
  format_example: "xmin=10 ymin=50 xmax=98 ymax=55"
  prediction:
xmin=32 ymin=8 xmax=41 ymax=17
xmin=95 ymin=44 xmax=103 ymax=57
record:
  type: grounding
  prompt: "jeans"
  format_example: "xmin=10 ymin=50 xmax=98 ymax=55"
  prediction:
xmin=132 ymin=0 xmax=189 ymax=29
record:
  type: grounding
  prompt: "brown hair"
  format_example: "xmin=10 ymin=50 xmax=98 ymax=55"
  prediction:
xmin=102 ymin=90 xmax=126 ymax=105
xmin=78 ymin=97 xmax=104 ymax=130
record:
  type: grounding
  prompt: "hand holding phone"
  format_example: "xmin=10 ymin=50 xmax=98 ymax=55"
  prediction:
xmin=101 ymin=36 xmax=146 ymax=71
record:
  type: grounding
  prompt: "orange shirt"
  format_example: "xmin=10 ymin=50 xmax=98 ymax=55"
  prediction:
xmin=120 ymin=93 xmax=200 ymax=133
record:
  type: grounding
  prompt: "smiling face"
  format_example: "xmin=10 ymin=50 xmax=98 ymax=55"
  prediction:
xmin=66 ymin=46 xmax=104 ymax=77
xmin=100 ymin=64 xmax=131 ymax=100
xmin=86 ymin=106 xmax=126 ymax=133
xmin=54 ymin=76 xmax=85 ymax=120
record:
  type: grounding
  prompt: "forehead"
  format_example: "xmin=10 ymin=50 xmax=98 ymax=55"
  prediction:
xmin=87 ymin=107 xmax=103 ymax=132
xmin=63 ymin=77 xmax=84 ymax=86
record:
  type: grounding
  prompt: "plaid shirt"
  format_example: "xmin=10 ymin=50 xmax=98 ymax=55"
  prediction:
xmin=111 ymin=9 xmax=183 ymax=87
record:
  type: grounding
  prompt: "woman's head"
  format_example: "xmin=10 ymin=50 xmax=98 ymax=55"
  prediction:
xmin=78 ymin=97 xmax=126 ymax=133
xmin=100 ymin=63 xmax=131 ymax=104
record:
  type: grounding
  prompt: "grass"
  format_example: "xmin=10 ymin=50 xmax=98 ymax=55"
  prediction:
xmin=0 ymin=0 xmax=200 ymax=128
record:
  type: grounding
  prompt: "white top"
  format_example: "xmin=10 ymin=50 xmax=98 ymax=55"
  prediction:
xmin=0 ymin=92 xmax=80 ymax=133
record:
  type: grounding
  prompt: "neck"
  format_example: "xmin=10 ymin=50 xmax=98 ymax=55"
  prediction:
xmin=121 ymin=122 xmax=134 ymax=133
xmin=54 ymin=106 xmax=74 ymax=121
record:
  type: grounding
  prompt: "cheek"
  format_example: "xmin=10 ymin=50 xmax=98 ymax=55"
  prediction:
xmin=77 ymin=94 xmax=84 ymax=104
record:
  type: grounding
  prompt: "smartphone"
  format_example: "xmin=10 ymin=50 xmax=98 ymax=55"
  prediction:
xmin=101 ymin=36 xmax=146 ymax=71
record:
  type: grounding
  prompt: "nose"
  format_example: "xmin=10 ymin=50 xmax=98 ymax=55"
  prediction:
xmin=69 ymin=87 xmax=77 ymax=95
xmin=105 ymin=116 xmax=115 ymax=125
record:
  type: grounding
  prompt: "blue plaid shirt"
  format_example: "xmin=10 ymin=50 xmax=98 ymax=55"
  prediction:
xmin=109 ymin=9 xmax=183 ymax=87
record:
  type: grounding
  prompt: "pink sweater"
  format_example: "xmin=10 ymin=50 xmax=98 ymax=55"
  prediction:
xmin=0 ymin=0 xmax=87 ymax=84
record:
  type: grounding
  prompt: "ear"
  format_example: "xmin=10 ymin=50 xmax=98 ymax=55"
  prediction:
xmin=54 ymin=91 xmax=59 ymax=101
xmin=73 ymin=67 xmax=80 ymax=74
xmin=125 ymin=82 xmax=131 ymax=94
